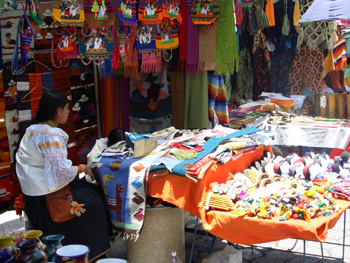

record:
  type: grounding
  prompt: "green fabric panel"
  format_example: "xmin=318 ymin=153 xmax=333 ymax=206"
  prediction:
xmin=184 ymin=71 xmax=209 ymax=129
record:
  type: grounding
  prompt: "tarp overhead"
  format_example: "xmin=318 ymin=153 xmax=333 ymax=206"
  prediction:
xmin=299 ymin=0 xmax=350 ymax=23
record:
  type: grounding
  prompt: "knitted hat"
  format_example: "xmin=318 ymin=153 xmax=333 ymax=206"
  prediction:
xmin=340 ymin=151 xmax=350 ymax=162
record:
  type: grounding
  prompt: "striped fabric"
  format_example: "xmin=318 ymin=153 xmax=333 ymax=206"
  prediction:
xmin=0 ymin=72 xmax=10 ymax=167
xmin=324 ymin=69 xmax=345 ymax=92
xmin=208 ymin=72 xmax=229 ymax=126
xmin=28 ymin=73 xmax=43 ymax=118
xmin=190 ymin=0 xmax=219 ymax=25
xmin=333 ymin=34 xmax=347 ymax=70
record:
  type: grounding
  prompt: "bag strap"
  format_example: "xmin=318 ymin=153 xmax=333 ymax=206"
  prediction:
xmin=162 ymin=49 xmax=172 ymax=61
xmin=11 ymin=15 xmax=26 ymax=75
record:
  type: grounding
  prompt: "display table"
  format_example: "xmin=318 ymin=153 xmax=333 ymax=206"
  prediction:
xmin=147 ymin=145 xmax=350 ymax=245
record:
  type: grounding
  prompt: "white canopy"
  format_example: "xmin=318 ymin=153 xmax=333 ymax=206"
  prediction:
xmin=299 ymin=0 xmax=350 ymax=23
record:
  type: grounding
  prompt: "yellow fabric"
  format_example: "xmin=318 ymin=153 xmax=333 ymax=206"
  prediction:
xmin=324 ymin=49 xmax=335 ymax=76
xmin=156 ymin=37 xmax=179 ymax=50
xmin=52 ymin=8 xmax=85 ymax=24
xmin=345 ymin=76 xmax=350 ymax=87
xmin=293 ymin=1 xmax=300 ymax=27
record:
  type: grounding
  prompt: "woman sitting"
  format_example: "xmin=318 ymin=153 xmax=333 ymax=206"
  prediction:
xmin=15 ymin=90 xmax=112 ymax=261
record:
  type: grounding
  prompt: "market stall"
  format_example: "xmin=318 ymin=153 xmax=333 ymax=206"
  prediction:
xmin=147 ymin=144 xmax=350 ymax=245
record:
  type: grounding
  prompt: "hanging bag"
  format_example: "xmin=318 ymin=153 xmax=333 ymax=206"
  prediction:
xmin=138 ymin=0 xmax=163 ymax=25
xmin=135 ymin=24 xmax=156 ymax=57
xmin=12 ymin=14 xmax=36 ymax=75
xmin=80 ymin=27 xmax=113 ymax=65
xmin=190 ymin=0 xmax=219 ymax=33
xmin=118 ymin=0 xmax=137 ymax=36
xmin=84 ymin=0 xmax=115 ymax=28
xmin=52 ymin=0 xmax=85 ymax=26
xmin=162 ymin=0 xmax=182 ymax=25
xmin=45 ymin=186 xmax=83 ymax=223
xmin=51 ymin=26 xmax=78 ymax=68
xmin=155 ymin=23 xmax=178 ymax=61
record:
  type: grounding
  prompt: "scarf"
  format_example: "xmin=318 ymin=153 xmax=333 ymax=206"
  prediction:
xmin=124 ymin=34 xmax=140 ymax=78
xmin=199 ymin=23 xmax=217 ymax=71
xmin=0 ymin=71 xmax=10 ymax=168
xmin=141 ymin=52 xmax=162 ymax=74
xmin=170 ymin=71 xmax=185 ymax=129
xmin=208 ymin=72 xmax=229 ymax=127
xmin=178 ymin=0 xmax=187 ymax=71
xmin=215 ymin=0 xmax=238 ymax=75
xmin=185 ymin=5 xmax=199 ymax=73
xmin=184 ymin=71 xmax=208 ymax=129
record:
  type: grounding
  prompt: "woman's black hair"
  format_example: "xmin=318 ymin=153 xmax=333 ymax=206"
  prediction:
xmin=33 ymin=90 xmax=68 ymax=124
xmin=108 ymin=128 xmax=126 ymax=146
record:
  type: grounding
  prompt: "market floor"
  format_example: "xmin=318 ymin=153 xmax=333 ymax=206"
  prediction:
xmin=1 ymin=210 xmax=349 ymax=262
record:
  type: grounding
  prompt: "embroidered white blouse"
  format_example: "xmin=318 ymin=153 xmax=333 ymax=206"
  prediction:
xmin=16 ymin=124 xmax=77 ymax=196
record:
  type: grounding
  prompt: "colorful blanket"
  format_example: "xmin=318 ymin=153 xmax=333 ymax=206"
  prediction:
xmin=96 ymin=150 xmax=166 ymax=240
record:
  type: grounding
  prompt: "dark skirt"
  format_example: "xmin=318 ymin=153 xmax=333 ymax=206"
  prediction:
xmin=23 ymin=178 xmax=112 ymax=261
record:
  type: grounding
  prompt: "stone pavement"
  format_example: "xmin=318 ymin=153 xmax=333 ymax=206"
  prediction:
xmin=1 ymin=209 xmax=349 ymax=262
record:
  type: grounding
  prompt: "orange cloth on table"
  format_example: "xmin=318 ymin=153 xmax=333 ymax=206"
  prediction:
xmin=147 ymin=145 xmax=350 ymax=244
xmin=265 ymin=0 xmax=275 ymax=27
xmin=269 ymin=98 xmax=294 ymax=110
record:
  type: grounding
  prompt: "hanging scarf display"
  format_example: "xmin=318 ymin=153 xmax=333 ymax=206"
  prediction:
xmin=170 ymin=71 xmax=185 ymax=129
xmin=184 ymin=71 xmax=208 ymax=129
xmin=215 ymin=0 xmax=238 ymax=75
xmin=208 ymin=72 xmax=229 ymax=127
xmin=185 ymin=5 xmax=199 ymax=73
xmin=16 ymin=74 xmax=32 ymax=135
xmin=178 ymin=0 xmax=187 ymax=71
xmin=0 ymin=72 xmax=10 ymax=168
xmin=333 ymin=33 xmax=347 ymax=71
xmin=289 ymin=45 xmax=326 ymax=97
xmin=198 ymin=23 xmax=217 ymax=71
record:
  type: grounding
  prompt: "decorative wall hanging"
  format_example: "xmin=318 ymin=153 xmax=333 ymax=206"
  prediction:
xmin=52 ymin=0 xmax=85 ymax=26
xmin=138 ymin=0 xmax=163 ymax=25
xmin=80 ymin=27 xmax=114 ymax=65
xmin=84 ymin=0 xmax=115 ymax=27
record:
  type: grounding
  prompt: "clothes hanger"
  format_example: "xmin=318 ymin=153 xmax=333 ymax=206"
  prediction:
xmin=25 ymin=59 xmax=52 ymax=72
xmin=21 ymin=78 xmax=51 ymax=102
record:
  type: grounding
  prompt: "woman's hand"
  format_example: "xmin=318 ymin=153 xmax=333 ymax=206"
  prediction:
xmin=78 ymin=164 xmax=97 ymax=184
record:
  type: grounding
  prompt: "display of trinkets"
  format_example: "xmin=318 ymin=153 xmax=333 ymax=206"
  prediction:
xmin=206 ymin=151 xmax=350 ymax=221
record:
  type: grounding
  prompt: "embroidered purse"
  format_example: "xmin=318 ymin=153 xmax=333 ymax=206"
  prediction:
xmin=135 ymin=24 xmax=156 ymax=56
xmin=51 ymin=26 xmax=78 ymax=68
xmin=84 ymin=0 xmax=115 ymax=28
xmin=52 ymin=0 xmax=85 ymax=26
xmin=162 ymin=0 xmax=182 ymax=25
xmin=117 ymin=0 xmax=137 ymax=36
xmin=45 ymin=186 xmax=77 ymax=223
xmin=155 ymin=24 xmax=179 ymax=50
xmin=138 ymin=0 xmax=163 ymax=25
xmin=80 ymin=27 xmax=113 ymax=65
xmin=190 ymin=0 xmax=219 ymax=32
